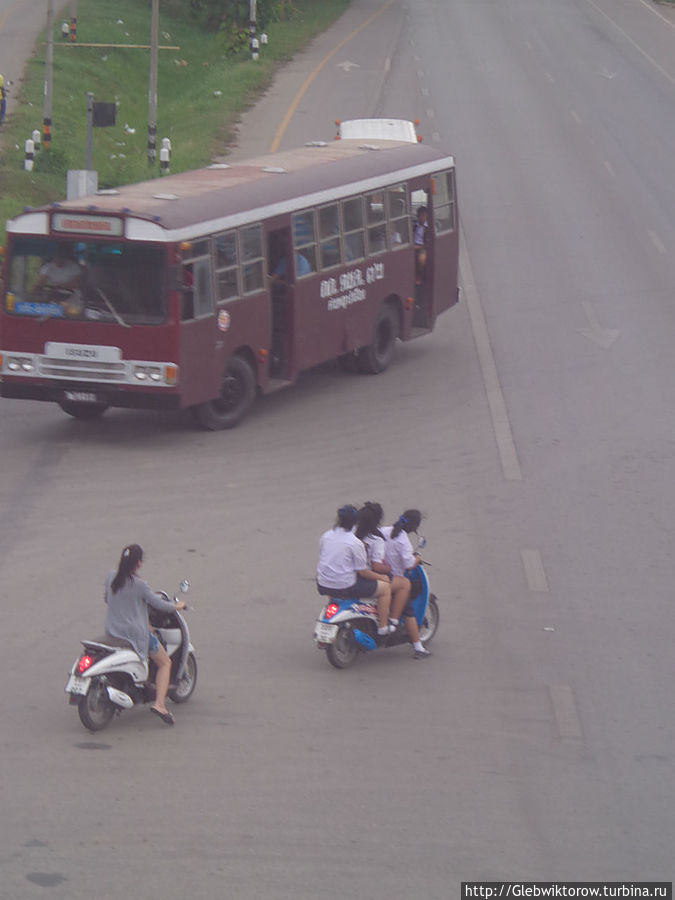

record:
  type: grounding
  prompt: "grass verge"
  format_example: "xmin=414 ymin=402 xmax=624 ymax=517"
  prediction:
xmin=0 ymin=0 xmax=350 ymax=243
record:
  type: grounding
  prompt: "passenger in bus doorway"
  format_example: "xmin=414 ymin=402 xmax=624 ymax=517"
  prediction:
xmin=414 ymin=206 xmax=429 ymax=285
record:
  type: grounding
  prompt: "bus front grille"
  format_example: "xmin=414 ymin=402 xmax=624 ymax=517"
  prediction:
xmin=40 ymin=357 xmax=127 ymax=382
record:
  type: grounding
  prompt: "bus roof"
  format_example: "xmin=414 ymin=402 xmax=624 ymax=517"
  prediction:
xmin=7 ymin=140 xmax=454 ymax=243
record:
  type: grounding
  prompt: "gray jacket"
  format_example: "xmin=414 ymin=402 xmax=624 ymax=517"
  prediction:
xmin=104 ymin=573 xmax=176 ymax=661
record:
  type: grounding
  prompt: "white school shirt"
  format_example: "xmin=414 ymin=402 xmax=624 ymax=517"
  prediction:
xmin=316 ymin=527 xmax=368 ymax=590
xmin=381 ymin=526 xmax=417 ymax=577
xmin=363 ymin=533 xmax=386 ymax=567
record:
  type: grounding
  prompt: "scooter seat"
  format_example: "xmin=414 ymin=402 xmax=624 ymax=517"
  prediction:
xmin=89 ymin=634 xmax=136 ymax=651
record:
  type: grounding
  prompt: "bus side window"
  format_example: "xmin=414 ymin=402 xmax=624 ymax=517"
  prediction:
xmin=366 ymin=192 xmax=387 ymax=255
xmin=241 ymin=224 xmax=264 ymax=294
xmin=215 ymin=230 xmax=239 ymax=303
xmin=388 ymin=184 xmax=410 ymax=248
xmin=181 ymin=264 xmax=194 ymax=320
xmin=318 ymin=204 xmax=341 ymax=270
xmin=431 ymin=171 xmax=456 ymax=234
xmin=342 ymin=197 xmax=364 ymax=263
xmin=292 ymin=211 xmax=317 ymax=276
xmin=192 ymin=258 xmax=214 ymax=317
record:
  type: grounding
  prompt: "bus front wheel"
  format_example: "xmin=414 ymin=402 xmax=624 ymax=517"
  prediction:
xmin=192 ymin=355 xmax=255 ymax=430
xmin=358 ymin=305 xmax=398 ymax=374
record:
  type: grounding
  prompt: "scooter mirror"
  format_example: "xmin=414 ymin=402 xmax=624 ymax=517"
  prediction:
xmin=417 ymin=535 xmax=427 ymax=550
xmin=180 ymin=579 xmax=190 ymax=593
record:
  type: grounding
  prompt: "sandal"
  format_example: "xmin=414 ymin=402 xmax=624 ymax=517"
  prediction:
xmin=151 ymin=707 xmax=175 ymax=725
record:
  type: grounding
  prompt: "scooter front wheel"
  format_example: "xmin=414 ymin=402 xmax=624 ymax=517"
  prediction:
xmin=326 ymin=625 xmax=359 ymax=669
xmin=78 ymin=678 xmax=115 ymax=732
xmin=168 ymin=651 xmax=198 ymax=703
xmin=418 ymin=594 xmax=440 ymax=644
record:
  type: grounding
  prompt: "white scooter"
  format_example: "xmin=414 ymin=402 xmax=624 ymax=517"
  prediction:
xmin=65 ymin=580 xmax=197 ymax=731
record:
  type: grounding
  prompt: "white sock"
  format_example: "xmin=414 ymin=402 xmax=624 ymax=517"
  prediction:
xmin=378 ymin=626 xmax=389 ymax=635
xmin=413 ymin=641 xmax=425 ymax=651
xmin=389 ymin=617 xmax=399 ymax=626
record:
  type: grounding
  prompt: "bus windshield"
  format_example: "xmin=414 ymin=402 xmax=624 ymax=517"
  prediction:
xmin=5 ymin=238 xmax=167 ymax=325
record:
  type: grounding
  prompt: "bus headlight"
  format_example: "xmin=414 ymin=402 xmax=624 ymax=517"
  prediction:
xmin=7 ymin=356 xmax=35 ymax=373
xmin=134 ymin=365 xmax=162 ymax=382
xmin=133 ymin=364 xmax=175 ymax=385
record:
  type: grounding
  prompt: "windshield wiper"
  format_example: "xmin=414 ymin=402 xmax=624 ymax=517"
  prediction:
xmin=97 ymin=288 xmax=130 ymax=328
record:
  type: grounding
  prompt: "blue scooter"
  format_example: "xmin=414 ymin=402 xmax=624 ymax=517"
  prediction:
xmin=313 ymin=540 xmax=439 ymax=669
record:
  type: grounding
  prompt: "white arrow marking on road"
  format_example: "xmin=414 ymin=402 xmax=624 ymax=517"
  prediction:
xmin=579 ymin=301 xmax=620 ymax=349
xmin=336 ymin=60 xmax=360 ymax=72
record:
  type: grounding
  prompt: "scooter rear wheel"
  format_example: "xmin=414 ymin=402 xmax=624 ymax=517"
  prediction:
xmin=78 ymin=678 xmax=115 ymax=732
xmin=418 ymin=594 xmax=439 ymax=644
xmin=326 ymin=625 xmax=359 ymax=669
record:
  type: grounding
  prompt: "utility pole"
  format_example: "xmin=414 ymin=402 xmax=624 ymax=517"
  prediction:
xmin=43 ymin=0 xmax=54 ymax=149
xmin=249 ymin=0 xmax=258 ymax=61
xmin=85 ymin=91 xmax=94 ymax=170
xmin=70 ymin=0 xmax=77 ymax=42
xmin=147 ymin=0 xmax=158 ymax=164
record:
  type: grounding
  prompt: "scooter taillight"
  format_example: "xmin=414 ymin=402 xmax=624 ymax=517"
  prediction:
xmin=324 ymin=603 xmax=339 ymax=620
xmin=77 ymin=655 xmax=94 ymax=674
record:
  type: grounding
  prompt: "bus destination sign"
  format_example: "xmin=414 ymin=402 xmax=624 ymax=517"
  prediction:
xmin=52 ymin=213 xmax=124 ymax=237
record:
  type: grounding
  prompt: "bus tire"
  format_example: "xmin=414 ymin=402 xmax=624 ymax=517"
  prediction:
xmin=59 ymin=400 xmax=109 ymax=420
xmin=191 ymin=355 xmax=255 ymax=430
xmin=358 ymin=305 xmax=398 ymax=374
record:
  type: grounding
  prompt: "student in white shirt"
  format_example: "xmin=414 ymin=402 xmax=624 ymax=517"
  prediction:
xmin=355 ymin=502 xmax=411 ymax=632
xmin=382 ymin=509 xmax=431 ymax=658
xmin=316 ymin=505 xmax=393 ymax=637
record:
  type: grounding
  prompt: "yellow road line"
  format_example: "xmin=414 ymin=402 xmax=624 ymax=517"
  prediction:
xmin=269 ymin=0 xmax=396 ymax=153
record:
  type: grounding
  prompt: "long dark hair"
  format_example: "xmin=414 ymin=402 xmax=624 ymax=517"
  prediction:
xmin=390 ymin=509 xmax=422 ymax=539
xmin=356 ymin=503 xmax=385 ymax=541
xmin=110 ymin=544 xmax=143 ymax=593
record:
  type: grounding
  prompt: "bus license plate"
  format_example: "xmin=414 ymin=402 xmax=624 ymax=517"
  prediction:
xmin=64 ymin=391 xmax=99 ymax=403
xmin=65 ymin=674 xmax=89 ymax=696
xmin=314 ymin=622 xmax=338 ymax=644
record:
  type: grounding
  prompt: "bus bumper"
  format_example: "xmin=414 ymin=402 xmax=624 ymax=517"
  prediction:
xmin=0 ymin=380 xmax=181 ymax=411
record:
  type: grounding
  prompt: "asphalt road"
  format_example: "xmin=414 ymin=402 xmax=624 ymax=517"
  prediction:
xmin=1 ymin=0 xmax=674 ymax=897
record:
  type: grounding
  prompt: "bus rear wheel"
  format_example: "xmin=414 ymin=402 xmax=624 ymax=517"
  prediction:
xmin=358 ymin=305 xmax=398 ymax=374
xmin=192 ymin=355 xmax=255 ymax=430
xmin=59 ymin=400 xmax=109 ymax=420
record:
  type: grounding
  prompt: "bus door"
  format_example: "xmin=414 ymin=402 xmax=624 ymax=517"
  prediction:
xmin=179 ymin=245 xmax=220 ymax=407
xmin=267 ymin=228 xmax=294 ymax=380
xmin=411 ymin=187 xmax=432 ymax=328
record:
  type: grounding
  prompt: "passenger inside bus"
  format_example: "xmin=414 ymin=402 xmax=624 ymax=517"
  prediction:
xmin=272 ymin=251 xmax=311 ymax=279
xmin=181 ymin=264 xmax=194 ymax=320
xmin=414 ymin=206 xmax=429 ymax=285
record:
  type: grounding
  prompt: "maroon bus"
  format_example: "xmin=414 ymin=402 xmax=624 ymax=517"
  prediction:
xmin=0 ymin=138 xmax=458 ymax=428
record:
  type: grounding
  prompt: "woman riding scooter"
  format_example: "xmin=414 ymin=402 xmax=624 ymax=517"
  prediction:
xmin=105 ymin=544 xmax=186 ymax=724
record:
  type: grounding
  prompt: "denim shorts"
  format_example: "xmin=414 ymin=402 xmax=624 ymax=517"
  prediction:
xmin=148 ymin=632 xmax=160 ymax=655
